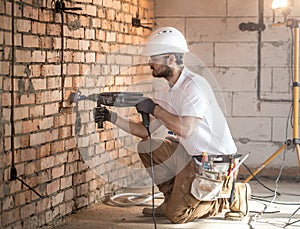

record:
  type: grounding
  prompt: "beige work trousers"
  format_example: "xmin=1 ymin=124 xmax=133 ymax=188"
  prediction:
xmin=137 ymin=137 xmax=229 ymax=224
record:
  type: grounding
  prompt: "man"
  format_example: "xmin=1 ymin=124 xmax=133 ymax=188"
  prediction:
xmin=95 ymin=27 xmax=251 ymax=223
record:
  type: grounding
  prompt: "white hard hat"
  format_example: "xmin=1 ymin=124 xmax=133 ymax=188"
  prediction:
xmin=142 ymin=27 xmax=189 ymax=56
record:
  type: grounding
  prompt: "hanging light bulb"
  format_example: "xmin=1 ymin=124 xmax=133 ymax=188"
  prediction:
xmin=272 ymin=0 xmax=288 ymax=9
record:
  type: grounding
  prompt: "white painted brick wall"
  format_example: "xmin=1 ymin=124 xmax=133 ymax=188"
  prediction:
xmin=262 ymin=23 xmax=291 ymax=42
xmin=155 ymin=18 xmax=185 ymax=33
xmin=235 ymin=141 xmax=299 ymax=167
xmin=186 ymin=18 xmax=257 ymax=42
xmin=215 ymin=43 xmax=257 ymax=67
xmin=260 ymin=67 xmax=292 ymax=100
xmin=272 ymin=117 xmax=293 ymax=141
xmin=155 ymin=0 xmax=226 ymax=17
xmin=228 ymin=117 xmax=272 ymax=141
xmin=261 ymin=42 xmax=291 ymax=67
xmin=232 ymin=92 xmax=260 ymax=116
xmin=189 ymin=43 xmax=214 ymax=66
xmin=232 ymin=93 xmax=291 ymax=117
xmin=210 ymin=67 xmax=257 ymax=92
xmin=227 ymin=0 xmax=258 ymax=16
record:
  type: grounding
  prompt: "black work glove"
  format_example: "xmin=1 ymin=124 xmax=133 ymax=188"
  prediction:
xmin=93 ymin=106 xmax=117 ymax=125
xmin=136 ymin=97 xmax=157 ymax=115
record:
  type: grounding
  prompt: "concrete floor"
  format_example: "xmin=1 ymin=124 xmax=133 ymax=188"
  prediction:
xmin=53 ymin=179 xmax=300 ymax=229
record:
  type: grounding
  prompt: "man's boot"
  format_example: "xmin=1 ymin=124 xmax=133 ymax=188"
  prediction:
xmin=142 ymin=201 xmax=166 ymax=217
xmin=225 ymin=182 xmax=251 ymax=220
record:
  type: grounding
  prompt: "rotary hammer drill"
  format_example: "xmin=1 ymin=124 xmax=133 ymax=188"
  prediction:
xmin=69 ymin=91 xmax=150 ymax=130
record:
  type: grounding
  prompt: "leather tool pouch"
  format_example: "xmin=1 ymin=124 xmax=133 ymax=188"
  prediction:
xmin=191 ymin=167 xmax=233 ymax=201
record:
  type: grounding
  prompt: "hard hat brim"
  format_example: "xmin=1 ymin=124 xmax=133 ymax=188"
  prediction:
xmin=142 ymin=43 xmax=189 ymax=56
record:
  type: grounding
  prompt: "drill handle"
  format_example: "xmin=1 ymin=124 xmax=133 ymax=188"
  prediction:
xmin=140 ymin=112 xmax=150 ymax=136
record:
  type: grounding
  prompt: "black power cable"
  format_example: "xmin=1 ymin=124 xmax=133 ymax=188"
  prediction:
xmin=138 ymin=111 xmax=157 ymax=228
xmin=10 ymin=0 xmax=16 ymax=182
xmin=8 ymin=0 xmax=45 ymax=199
xmin=149 ymin=135 xmax=157 ymax=229
xmin=242 ymin=163 xmax=281 ymax=197
xmin=143 ymin=123 xmax=157 ymax=229
xmin=284 ymin=206 xmax=300 ymax=228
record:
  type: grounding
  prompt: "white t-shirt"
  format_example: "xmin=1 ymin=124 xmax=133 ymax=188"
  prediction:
xmin=155 ymin=67 xmax=237 ymax=156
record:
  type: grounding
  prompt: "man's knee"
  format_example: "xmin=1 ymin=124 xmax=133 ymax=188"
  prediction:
xmin=137 ymin=138 xmax=164 ymax=154
xmin=137 ymin=140 xmax=147 ymax=154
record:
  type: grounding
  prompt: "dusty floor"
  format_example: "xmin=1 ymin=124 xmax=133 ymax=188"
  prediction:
xmin=53 ymin=179 xmax=300 ymax=229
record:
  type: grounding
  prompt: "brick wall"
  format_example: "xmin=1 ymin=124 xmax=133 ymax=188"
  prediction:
xmin=155 ymin=0 xmax=300 ymax=177
xmin=0 ymin=0 xmax=154 ymax=228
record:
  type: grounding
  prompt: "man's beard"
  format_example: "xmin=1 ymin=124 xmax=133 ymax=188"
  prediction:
xmin=152 ymin=65 xmax=173 ymax=78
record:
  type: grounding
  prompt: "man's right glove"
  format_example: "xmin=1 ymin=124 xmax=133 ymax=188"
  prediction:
xmin=136 ymin=97 xmax=157 ymax=115
xmin=93 ymin=106 xmax=117 ymax=127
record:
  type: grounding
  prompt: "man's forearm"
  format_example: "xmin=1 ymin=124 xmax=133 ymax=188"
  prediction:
xmin=114 ymin=115 xmax=150 ymax=140
xmin=153 ymin=105 xmax=200 ymax=138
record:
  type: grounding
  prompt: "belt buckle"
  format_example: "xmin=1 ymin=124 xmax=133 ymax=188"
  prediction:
xmin=210 ymin=155 xmax=226 ymax=163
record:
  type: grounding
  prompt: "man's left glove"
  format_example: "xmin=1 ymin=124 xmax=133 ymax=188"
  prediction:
xmin=93 ymin=106 xmax=117 ymax=125
xmin=136 ymin=97 xmax=157 ymax=115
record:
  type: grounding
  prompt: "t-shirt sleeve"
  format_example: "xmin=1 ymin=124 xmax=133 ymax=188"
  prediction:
xmin=180 ymin=80 xmax=211 ymax=118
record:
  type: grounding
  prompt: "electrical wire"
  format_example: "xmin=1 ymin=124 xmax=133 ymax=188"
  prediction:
xmin=248 ymin=102 xmax=293 ymax=228
xmin=251 ymin=197 xmax=300 ymax=206
xmin=284 ymin=219 xmax=300 ymax=228
xmin=105 ymin=125 xmax=158 ymax=229
xmin=242 ymin=163 xmax=281 ymax=197
xmin=15 ymin=177 xmax=45 ymax=199
xmin=284 ymin=204 xmax=300 ymax=228
xmin=10 ymin=0 xmax=16 ymax=178
xmin=149 ymin=132 xmax=157 ymax=229
xmin=7 ymin=0 xmax=45 ymax=200
xmin=249 ymin=201 xmax=280 ymax=214
xmin=249 ymin=27 xmax=300 ymax=227
xmin=59 ymin=7 xmax=65 ymax=110
xmin=284 ymin=206 xmax=300 ymax=228
xmin=107 ymin=192 xmax=163 ymax=207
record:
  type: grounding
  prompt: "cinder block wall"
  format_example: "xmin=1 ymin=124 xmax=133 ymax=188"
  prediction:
xmin=0 ymin=0 xmax=154 ymax=228
xmin=155 ymin=0 xmax=300 ymax=177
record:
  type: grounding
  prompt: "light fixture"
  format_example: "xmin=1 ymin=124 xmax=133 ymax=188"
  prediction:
xmin=272 ymin=0 xmax=288 ymax=10
xmin=272 ymin=0 xmax=294 ymax=22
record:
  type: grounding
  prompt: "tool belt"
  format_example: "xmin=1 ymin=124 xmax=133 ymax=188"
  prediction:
xmin=190 ymin=153 xmax=241 ymax=202
xmin=193 ymin=153 xmax=242 ymax=164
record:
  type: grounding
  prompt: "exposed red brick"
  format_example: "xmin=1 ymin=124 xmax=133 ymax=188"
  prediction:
xmin=64 ymin=191 xmax=75 ymax=206
xmin=2 ymin=208 xmax=20 ymax=226
xmin=65 ymin=138 xmax=76 ymax=150
xmin=60 ymin=176 xmax=72 ymax=189
xmin=32 ymin=21 xmax=46 ymax=35
xmin=46 ymin=179 xmax=60 ymax=195
xmin=0 ymin=0 xmax=154 ymax=227
xmin=29 ymin=105 xmax=44 ymax=118
xmin=23 ymin=34 xmax=39 ymax=48
xmin=40 ymin=155 xmax=54 ymax=171
xmin=52 ymin=165 xmax=65 ymax=179
xmin=20 ymin=148 xmax=37 ymax=162
xmin=20 ymin=202 xmax=35 ymax=219
xmin=25 ymin=160 xmax=41 ymax=175
xmin=20 ymin=94 xmax=35 ymax=105
xmin=15 ymin=50 xmax=31 ymax=63
xmin=22 ymin=119 xmax=39 ymax=133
